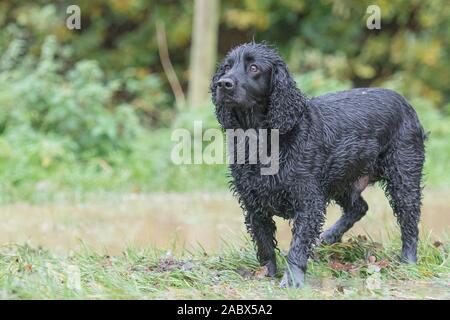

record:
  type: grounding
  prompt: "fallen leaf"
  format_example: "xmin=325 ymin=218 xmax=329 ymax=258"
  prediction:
xmin=377 ymin=259 xmax=389 ymax=269
xmin=433 ymin=241 xmax=444 ymax=249
xmin=329 ymin=261 xmax=346 ymax=270
xmin=254 ymin=265 xmax=268 ymax=279
xmin=329 ymin=261 xmax=355 ymax=271
xmin=357 ymin=235 xmax=368 ymax=242
xmin=329 ymin=252 xmax=342 ymax=260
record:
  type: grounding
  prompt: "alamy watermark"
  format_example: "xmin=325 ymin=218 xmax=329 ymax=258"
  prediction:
xmin=171 ymin=121 xmax=280 ymax=175
xmin=66 ymin=5 xmax=81 ymax=30
xmin=366 ymin=5 xmax=381 ymax=30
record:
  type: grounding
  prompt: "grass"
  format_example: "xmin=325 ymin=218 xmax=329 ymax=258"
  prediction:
xmin=0 ymin=234 xmax=448 ymax=299
xmin=0 ymin=189 xmax=448 ymax=299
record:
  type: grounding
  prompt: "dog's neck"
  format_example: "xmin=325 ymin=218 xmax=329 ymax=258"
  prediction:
xmin=231 ymin=105 xmax=267 ymax=130
xmin=229 ymin=95 xmax=271 ymax=130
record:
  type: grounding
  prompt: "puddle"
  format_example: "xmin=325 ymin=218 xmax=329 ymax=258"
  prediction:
xmin=0 ymin=188 xmax=448 ymax=254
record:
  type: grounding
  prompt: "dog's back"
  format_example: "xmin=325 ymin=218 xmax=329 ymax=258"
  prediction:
xmin=310 ymin=87 xmax=427 ymax=150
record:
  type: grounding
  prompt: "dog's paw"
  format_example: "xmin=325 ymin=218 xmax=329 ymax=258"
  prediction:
xmin=266 ymin=261 xmax=277 ymax=277
xmin=319 ymin=230 xmax=342 ymax=245
xmin=257 ymin=260 xmax=277 ymax=278
xmin=400 ymin=252 xmax=417 ymax=264
xmin=279 ymin=266 xmax=305 ymax=288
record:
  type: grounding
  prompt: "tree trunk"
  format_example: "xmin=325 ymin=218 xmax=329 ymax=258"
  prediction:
xmin=188 ymin=0 xmax=220 ymax=108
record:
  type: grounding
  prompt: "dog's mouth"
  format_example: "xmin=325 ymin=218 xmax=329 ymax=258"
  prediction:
xmin=216 ymin=90 xmax=237 ymax=104
xmin=220 ymin=96 xmax=236 ymax=104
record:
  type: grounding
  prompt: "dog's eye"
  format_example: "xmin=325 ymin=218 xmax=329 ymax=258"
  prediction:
xmin=224 ymin=64 xmax=231 ymax=72
xmin=249 ymin=64 xmax=258 ymax=73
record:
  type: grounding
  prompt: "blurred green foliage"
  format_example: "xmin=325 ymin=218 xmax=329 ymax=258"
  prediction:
xmin=1 ymin=0 xmax=449 ymax=108
xmin=0 ymin=36 xmax=141 ymax=157
xmin=0 ymin=1 xmax=449 ymax=201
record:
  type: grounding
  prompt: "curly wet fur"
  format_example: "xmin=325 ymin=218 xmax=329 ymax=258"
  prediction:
xmin=211 ymin=42 xmax=427 ymax=287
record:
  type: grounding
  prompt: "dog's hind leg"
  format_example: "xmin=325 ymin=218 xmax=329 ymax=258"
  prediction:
xmin=382 ymin=146 xmax=424 ymax=263
xmin=320 ymin=191 xmax=369 ymax=244
xmin=245 ymin=212 xmax=278 ymax=277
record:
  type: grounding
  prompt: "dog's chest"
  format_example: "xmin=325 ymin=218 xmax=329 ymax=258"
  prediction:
xmin=231 ymin=166 xmax=295 ymax=218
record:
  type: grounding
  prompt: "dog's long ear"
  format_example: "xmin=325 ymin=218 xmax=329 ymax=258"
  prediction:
xmin=267 ymin=61 xmax=306 ymax=134
xmin=210 ymin=62 xmax=238 ymax=129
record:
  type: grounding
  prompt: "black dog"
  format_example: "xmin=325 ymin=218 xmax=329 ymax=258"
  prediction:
xmin=211 ymin=42 xmax=426 ymax=287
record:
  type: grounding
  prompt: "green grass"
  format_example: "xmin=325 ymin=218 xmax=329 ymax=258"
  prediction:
xmin=1 ymin=234 xmax=448 ymax=299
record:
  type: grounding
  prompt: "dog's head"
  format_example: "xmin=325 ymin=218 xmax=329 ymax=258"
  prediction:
xmin=211 ymin=42 xmax=306 ymax=134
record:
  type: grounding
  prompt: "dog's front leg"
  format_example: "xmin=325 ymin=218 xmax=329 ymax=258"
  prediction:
xmin=245 ymin=212 xmax=278 ymax=277
xmin=281 ymin=198 xmax=325 ymax=288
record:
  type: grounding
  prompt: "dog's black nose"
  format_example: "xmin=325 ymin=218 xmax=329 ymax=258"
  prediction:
xmin=217 ymin=78 xmax=234 ymax=90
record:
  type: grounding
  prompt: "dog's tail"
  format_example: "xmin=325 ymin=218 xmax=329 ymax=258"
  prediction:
xmin=402 ymin=96 xmax=429 ymax=143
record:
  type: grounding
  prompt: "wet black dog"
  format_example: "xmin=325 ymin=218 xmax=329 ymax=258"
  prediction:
xmin=211 ymin=42 xmax=426 ymax=287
